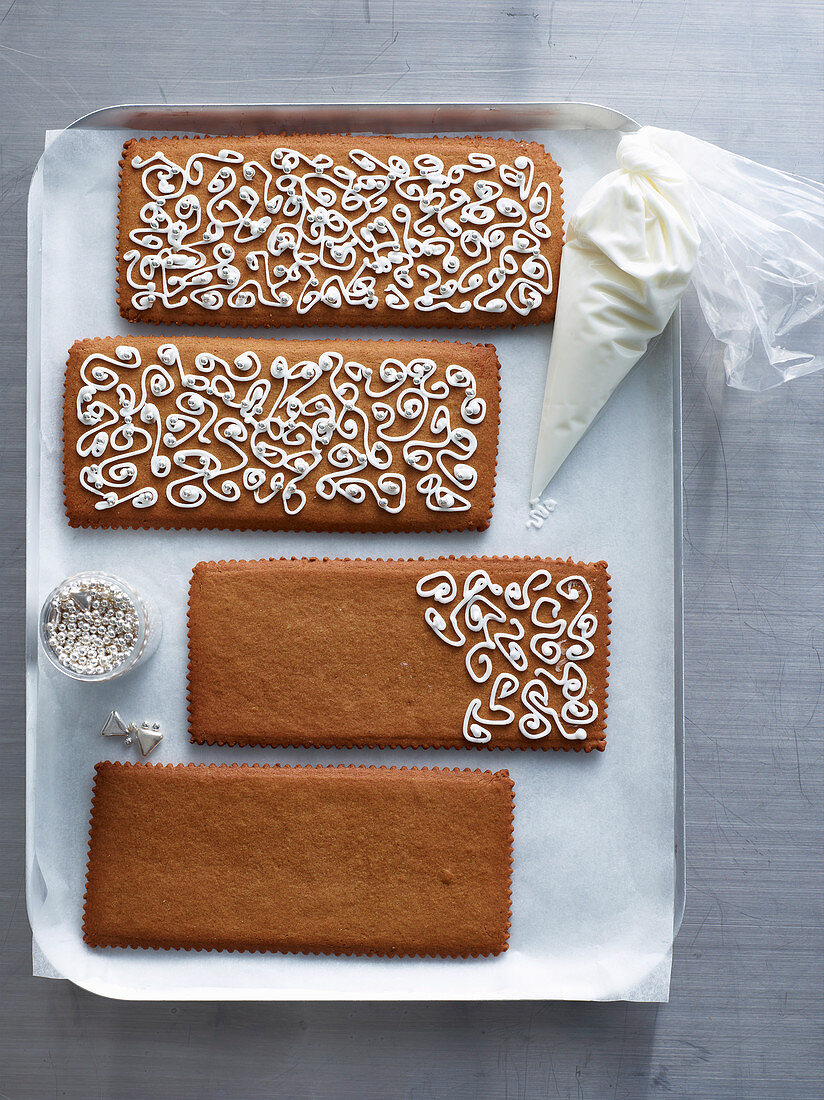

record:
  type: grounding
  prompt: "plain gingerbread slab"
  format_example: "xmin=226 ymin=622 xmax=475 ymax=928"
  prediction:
xmin=62 ymin=335 xmax=500 ymax=533
xmin=187 ymin=555 xmax=610 ymax=751
xmin=117 ymin=134 xmax=563 ymax=330
xmin=83 ymin=762 xmax=514 ymax=958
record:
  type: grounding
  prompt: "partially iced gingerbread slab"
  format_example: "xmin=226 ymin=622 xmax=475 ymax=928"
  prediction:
xmin=118 ymin=134 xmax=563 ymax=329
xmin=83 ymin=762 xmax=514 ymax=957
xmin=63 ymin=337 xmax=499 ymax=531
xmin=188 ymin=556 xmax=610 ymax=751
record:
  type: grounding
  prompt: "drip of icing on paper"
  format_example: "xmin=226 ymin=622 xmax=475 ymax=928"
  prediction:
xmin=526 ymin=496 xmax=557 ymax=530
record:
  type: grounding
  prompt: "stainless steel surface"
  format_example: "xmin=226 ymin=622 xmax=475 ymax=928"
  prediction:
xmin=25 ymin=99 xmax=683 ymax=1002
xmin=1 ymin=0 xmax=821 ymax=1095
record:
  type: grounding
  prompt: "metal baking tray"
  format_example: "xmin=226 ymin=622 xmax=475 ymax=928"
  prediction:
xmin=26 ymin=102 xmax=684 ymax=1000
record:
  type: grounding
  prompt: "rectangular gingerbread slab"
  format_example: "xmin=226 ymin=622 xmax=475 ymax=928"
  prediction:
xmin=83 ymin=763 xmax=514 ymax=957
xmin=63 ymin=336 xmax=499 ymax=532
xmin=188 ymin=556 xmax=610 ymax=751
xmin=117 ymin=134 xmax=563 ymax=329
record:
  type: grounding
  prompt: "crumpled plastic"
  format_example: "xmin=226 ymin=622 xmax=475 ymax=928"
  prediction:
xmin=643 ymin=126 xmax=824 ymax=391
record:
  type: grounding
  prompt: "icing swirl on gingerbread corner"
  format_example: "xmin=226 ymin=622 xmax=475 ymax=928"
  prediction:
xmin=416 ymin=567 xmax=599 ymax=744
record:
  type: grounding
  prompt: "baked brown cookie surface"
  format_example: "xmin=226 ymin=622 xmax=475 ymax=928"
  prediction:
xmin=188 ymin=556 xmax=611 ymax=751
xmin=63 ymin=336 xmax=499 ymax=532
xmin=118 ymin=134 xmax=563 ymax=329
xmin=83 ymin=762 xmax=514 ymax=957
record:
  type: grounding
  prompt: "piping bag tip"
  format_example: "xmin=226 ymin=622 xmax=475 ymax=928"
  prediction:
xmin=530 ymin=460 xmax=559 ymax=505
xmin=529 ymin=397 xmax=600 ymax=504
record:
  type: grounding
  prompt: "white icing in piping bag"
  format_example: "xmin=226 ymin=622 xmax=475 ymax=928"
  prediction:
xmin=530 ymin=128 xmax=699 ymax=501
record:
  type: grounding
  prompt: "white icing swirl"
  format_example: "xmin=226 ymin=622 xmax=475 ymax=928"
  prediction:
xmin=74 ymin=345 xmax=485 ymax=516
xmin=416 ymin=568 xmax=600 ymax=745
xmin=124 ymin=145 xmax=555 ymax=318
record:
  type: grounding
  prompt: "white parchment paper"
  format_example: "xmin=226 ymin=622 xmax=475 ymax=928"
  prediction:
xmin=27 ymin=123 xmax=676 ymax=1000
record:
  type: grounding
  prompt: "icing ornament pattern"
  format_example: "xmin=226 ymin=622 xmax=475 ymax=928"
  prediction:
xmin=416 ymin=568 xmax=599 ymax=744
xmin=74 ymin=344 xmax=487 ymax=515
xmin=124 ymin=144 xmax=556 ymax=318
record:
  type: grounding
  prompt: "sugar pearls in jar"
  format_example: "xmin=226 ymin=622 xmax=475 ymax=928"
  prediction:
xmin=39 ymin=572 xmax=161 ymax=681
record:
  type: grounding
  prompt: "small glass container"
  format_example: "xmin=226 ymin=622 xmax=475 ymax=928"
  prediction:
xmin=39 ymin=571 xmax=161 ymax=682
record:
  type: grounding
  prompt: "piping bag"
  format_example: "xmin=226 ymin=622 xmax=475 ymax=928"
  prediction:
xmin=531 ymin=126 xmax=824 ymax=501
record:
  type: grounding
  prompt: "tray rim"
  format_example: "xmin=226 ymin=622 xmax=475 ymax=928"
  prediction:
xmin=56 ymin=99 xmax=640 ymax=134
xmin=25 ymin=99 xmax=684 ymax=1000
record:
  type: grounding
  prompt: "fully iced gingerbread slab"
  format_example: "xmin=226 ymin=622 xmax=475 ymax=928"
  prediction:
xmin=83 ymin=762 xmax=514 ymax=957
xmin=63 ymin=336 xmax=499 ymax=532
xmin=188 ymin=555 xmax=610 ymax=751
xmin=117 ymin=134 xmax=563 ymax=329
